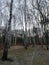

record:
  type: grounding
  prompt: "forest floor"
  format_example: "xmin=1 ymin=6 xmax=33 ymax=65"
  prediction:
xmin=0 ymin=45 xmax=49 ymax=65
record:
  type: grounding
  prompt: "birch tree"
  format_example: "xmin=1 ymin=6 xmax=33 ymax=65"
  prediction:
xmin=2 ymin=0 xmax=13 ymax=61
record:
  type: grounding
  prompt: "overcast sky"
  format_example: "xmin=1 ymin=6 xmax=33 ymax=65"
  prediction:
xmin=0 ymin=0 xmax=49 ymax=30
xmin=0 ymin=0 xmax=33 ymax=30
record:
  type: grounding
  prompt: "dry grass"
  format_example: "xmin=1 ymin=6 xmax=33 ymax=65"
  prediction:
xmin=0 ymin=45 xmax=49 ymax=65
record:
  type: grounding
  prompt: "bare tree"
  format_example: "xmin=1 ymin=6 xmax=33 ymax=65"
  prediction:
xmin=32 ymin=0 xmax=49 ymax=50
xmin=24 ymin=0 xmax=28 ymax=49
xmin=2 ymin=0 xmax=13 ymax=61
